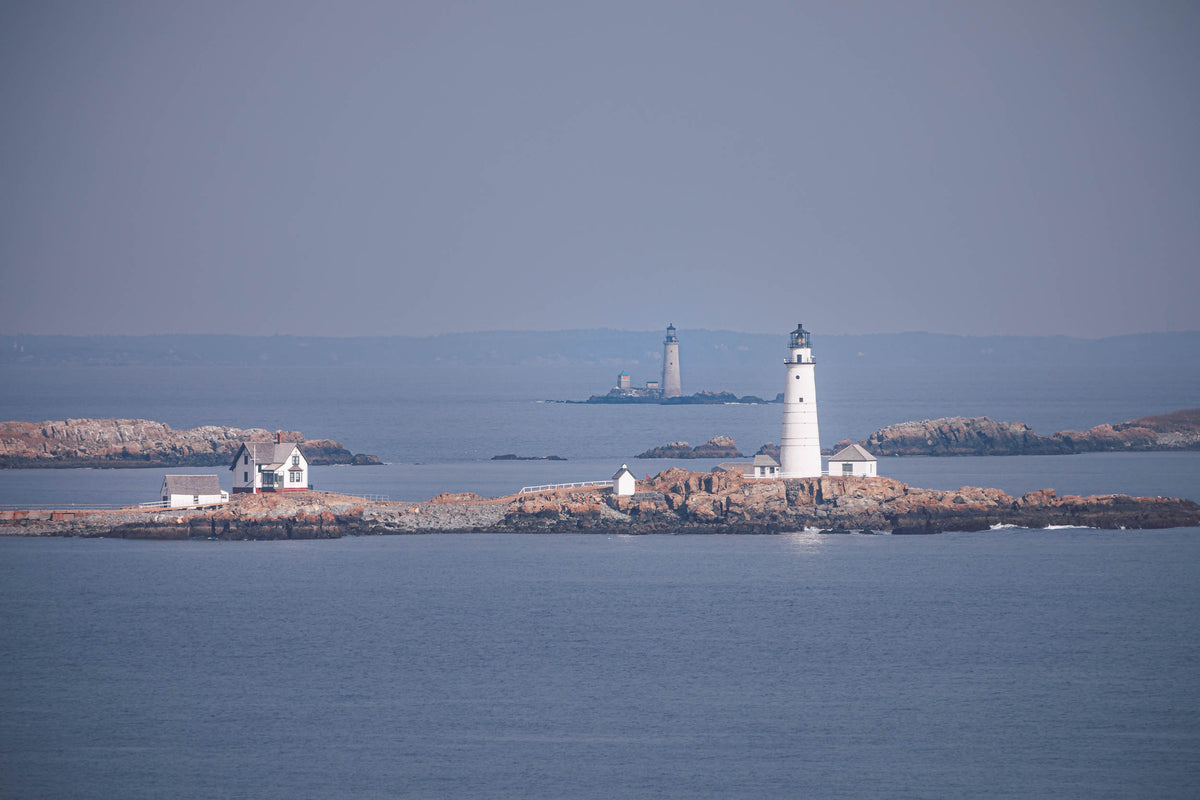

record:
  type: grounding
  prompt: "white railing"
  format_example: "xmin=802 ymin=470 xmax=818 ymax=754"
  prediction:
xmin=138 ymin=499 xmax=230 ymax=510
xmin=0 ymin=503 xmax=136 ymax=511
xmin=519 ymin=480 xmax=613 ymax=495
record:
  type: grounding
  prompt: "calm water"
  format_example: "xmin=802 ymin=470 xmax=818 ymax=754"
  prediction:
xmin=2 ymin=362 xmax=1199 ymax=798
xmin=2 ymin=532 xmax=1198 ymax=799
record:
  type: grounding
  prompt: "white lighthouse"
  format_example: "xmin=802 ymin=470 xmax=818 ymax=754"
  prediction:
xmin=779 ymin=323 xmax=822 ymax=478
xmin=661 ymin=323 xmax=682 ymax=398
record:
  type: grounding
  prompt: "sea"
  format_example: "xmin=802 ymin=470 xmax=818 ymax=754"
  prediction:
xmin=1 ymin=361 xmax=1198 ymax=798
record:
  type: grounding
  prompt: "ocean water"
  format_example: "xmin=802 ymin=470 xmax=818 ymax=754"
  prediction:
xmin=2 ymin=532 xmax=1198 ymax=799
xmin=2 ymin=361 xmax=1199 ymax=798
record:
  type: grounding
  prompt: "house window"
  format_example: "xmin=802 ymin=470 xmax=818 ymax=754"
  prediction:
xmin=290 ymin=469 xmax=302 ymax=483
xmin=243 ymin=454 xmax=248 ymax=465
xmin=292 ymin=455 xmax=299 ymax=466
xmin=262 ymin=473 xmax=275 ymax=487
xmin=193 ymin=494 xmax=200 ymax=504
xmin=243 ymin=471 xmax=248 ymax=482
xmin=842 ymin=463 xmax=852 ymax=475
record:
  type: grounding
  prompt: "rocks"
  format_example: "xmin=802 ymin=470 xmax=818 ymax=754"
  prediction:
xmin=860 ymin=409 xmax=1200 ymax=456
xmin=0 ymin=418 xmax=380 ymax=467
xmin=637 ymin=436 xmax=744 ymax=459
xmin=755 ymin=442 xmax=781 ymax=460
xmin=483 ymin=470 xmax=1199 ymax=535
xmin=585 ymin=391 xmax=772 ymax=405
xmin=4 ymin=471 xmax=1198 ymax=539
xmin=861 ymin=417 xmax=1053 ymax=456
xmin=490 ymin=454 xmax=567 ymax=461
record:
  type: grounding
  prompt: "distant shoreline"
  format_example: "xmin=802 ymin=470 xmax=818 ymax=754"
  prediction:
xmin=0 ymin=418 xmax=380 ymax=469
xmin=859 ymin=408 xmax=1200 ymax=457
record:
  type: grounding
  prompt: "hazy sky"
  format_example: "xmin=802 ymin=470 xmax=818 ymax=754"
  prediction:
xmin=1 ymin=1 xmax=1197 ymax=337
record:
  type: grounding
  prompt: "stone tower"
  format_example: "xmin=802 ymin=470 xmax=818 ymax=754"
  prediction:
xmin=661 ymin=323 xmax=682 ymax=398
xmin=779 ymin=323 xmax=822 ymax=478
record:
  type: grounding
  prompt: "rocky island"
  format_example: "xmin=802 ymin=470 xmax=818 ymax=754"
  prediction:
xmin=0 ymin=418 xmax=380 ymax=468
xmin=3 ymin=469 xmax=1196 ymax=539
xmin=860 ymin=408 xmax=1200 ymax=456
xmin=583 ymin=391 xmax=773 ymax=405
xmin=636 ymin=436 xmax=743 ymax=459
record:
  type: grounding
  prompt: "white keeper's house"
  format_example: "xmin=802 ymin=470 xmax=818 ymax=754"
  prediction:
xmin=827 ymin=443 xmax=878 ymax=477
xmin=230 ymin=440 xmax=310 ymax=494
xmin=161 ymin=475 xmax=229 ymax=508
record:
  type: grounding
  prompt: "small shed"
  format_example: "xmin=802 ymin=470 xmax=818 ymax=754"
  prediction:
xmin=612 ymin=464 xmax=637 ymax=496
xmin=828 ymin=444 xmax=878 ymax=477
xmin=161 ymin=475 xmax=229 ymax=508
xmin=752 ymin=454 xmax=780 ymax=478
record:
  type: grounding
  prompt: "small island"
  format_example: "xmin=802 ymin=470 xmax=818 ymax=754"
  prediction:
xmin=582 ymin=391 xmax=774 ymax=405
xmin=859 ymin=408 xmax=1200 ymax=456
xmin=636 ymin=436 xmax=744 ymax=459
xmin=491 ymin=454 xmax=567 ymax=461
xmin=3 ymin=469 xmax=1196 ymax=539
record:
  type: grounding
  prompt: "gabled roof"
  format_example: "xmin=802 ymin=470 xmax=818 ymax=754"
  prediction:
xmin=612 ymin=464 xmax=636 ymax=481
xmin=163 ymin=474 xmax=222 ymax=495
xmin=753 ymin=454 xmax=779 ymax=467
xmin=829 ymin=443 xmax=877 ymax=462
xmin=230 ymin=441 xmax=304 ymax=470
xmin=714 ymin=462 xmax=753 ymax=474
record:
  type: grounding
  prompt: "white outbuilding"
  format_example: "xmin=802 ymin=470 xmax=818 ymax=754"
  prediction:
xmin=612 ymin=464 xmax=637 ymax=496
xmin=161 ymin=475 xmax=229 ymax=508
xmin=752 ymin=454 xmax=780 ymax=478
xmin=827 ymin=444 xmax=878 ymax=477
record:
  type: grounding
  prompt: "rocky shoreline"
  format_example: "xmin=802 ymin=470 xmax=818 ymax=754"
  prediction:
xmin=860 ymin=408 xmax=1200 ymax=456
xmin=0 ymin=418 xmax=380 ymax=468
xmin=3 ymin=469 xmax=1196 ymax=539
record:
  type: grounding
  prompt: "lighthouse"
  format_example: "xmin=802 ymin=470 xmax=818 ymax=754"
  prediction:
xmin=661 ymin=323 xmax=682 ymax=398
xmin=779 ymin=323 xmax=822 ymax=478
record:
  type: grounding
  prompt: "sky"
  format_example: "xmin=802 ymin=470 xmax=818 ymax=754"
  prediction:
xmin=1 ymin=0 xmax=1197 ymax=338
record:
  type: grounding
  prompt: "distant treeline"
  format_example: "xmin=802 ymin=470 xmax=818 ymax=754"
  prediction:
xmin=2 ymin=330 xmax=1199 ymax=370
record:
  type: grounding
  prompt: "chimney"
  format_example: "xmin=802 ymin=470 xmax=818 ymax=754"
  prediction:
xmin=276 ymin=431 xmax=281 ymax=444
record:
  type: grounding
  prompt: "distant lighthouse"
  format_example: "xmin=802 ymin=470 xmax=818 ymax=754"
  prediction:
xmin=779 ymin=323 xmax=822 ymax=478
xmin=661 ymin=323 xmax=682 ymax=398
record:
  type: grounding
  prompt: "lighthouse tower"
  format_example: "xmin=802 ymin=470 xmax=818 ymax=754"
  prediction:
xmin=661 ymin=323 xmax=682 ymax=398
xmin=779 ymin=323 xmax=822 ymax=478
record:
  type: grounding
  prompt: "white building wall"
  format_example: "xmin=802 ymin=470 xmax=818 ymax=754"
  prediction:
xmin=615 ymin=472 xmax=636 ymax=496
xmin=233 ymin=449 xmax=256 ymax=491
xmin=278 ymin=446 xmax=309 ymax=491
xmin=165 ymin=491 xmax=228 ymax=507
xmin=780 ymin=341 xmax=822 ymax=478
xmin=662 ymin=341 xmax=681 ymax=398
xmin=829 ymin=460 xmax=877 ymax=478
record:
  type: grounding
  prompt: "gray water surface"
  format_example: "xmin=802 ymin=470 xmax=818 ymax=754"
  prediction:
xmin=3 ymin=532 xmax=1198 ymax=799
